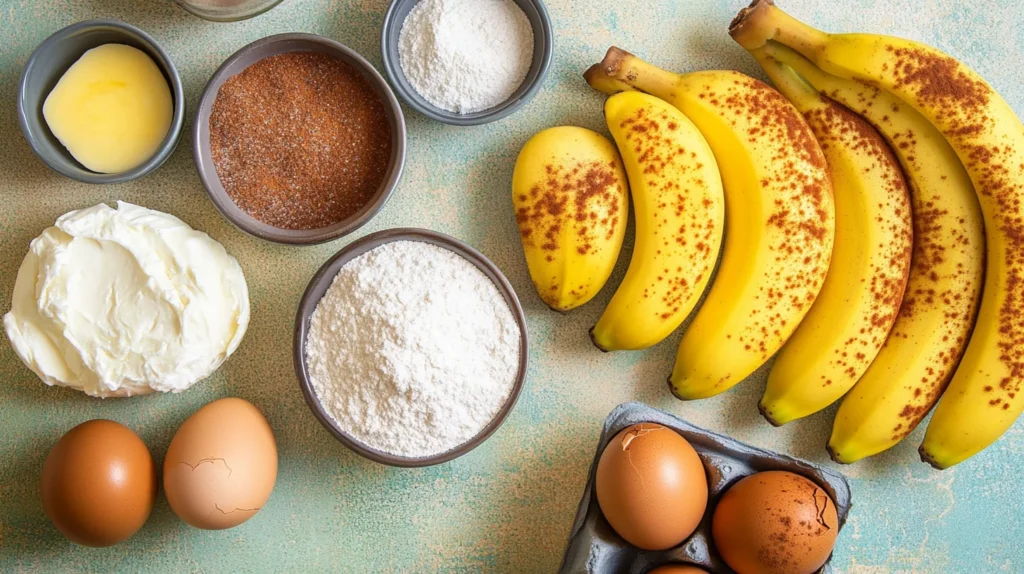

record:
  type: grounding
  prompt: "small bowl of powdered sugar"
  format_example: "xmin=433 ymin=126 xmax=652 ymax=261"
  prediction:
xmin=294 ymin=228 xmax=529 ymax=467
xmin=381 ymin=0 xmax=553 ymax=125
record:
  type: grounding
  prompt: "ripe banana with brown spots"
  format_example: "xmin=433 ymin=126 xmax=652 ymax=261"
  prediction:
xmin=732 ymin=0 xmax=1024 ymax=468
xmin=750 ymin=46 xmax=914 ymax=427
xmin=590 ymin=91 xmax=724 ymax=351
xmin=513 ymin=127 xmax=629 ymax=312
xmin=585 ymin=50 xmax=835 ymax=398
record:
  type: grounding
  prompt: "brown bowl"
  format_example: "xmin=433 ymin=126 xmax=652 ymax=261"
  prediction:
xmin=193 ymin=33 xmax=406 ymax=245
xmin=293 ymin=228 xmax=530 ymax=467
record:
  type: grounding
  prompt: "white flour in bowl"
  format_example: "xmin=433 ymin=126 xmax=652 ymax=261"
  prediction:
xmin=305 ymin=240 xmax=522 ymax=458
xmin=398 ymin=0 xmax=534 ymax=114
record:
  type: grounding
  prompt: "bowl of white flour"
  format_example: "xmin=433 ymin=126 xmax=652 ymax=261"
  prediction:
xmin=294 ymin=228 xmax=529 ymax=467
xmin=381 ymin=0 xmax=553 ymax=125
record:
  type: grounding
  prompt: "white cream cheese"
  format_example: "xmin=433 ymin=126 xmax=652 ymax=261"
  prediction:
xmin=3 ymin=202 xmax=250 ymax=397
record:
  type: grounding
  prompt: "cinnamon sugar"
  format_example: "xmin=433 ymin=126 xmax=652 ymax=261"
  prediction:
xmin=210 ymin=51 xmax=392 ymax=230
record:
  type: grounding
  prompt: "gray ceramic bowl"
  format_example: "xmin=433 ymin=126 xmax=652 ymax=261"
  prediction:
xmin=17 ymin=20 xmax=185 ymax=184
xmin=293 ymin=228 xmax=530 ymax=467
xmin=381 ymin=0 xmax=554 ymax=126
xmin=194 ymin=33 xmax=407 ymax=245
xmin=174 ymin=0 xmax=283 ymax=22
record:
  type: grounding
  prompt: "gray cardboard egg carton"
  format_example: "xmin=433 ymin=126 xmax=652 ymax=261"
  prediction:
xmin=559 ymin=402 xmax=852 ymax=574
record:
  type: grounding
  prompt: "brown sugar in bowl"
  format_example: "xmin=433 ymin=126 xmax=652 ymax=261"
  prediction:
xmin=193 ymin=33 xmax=406 ymax=245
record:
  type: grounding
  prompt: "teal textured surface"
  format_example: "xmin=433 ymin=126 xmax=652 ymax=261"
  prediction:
xmin=0 ymin=1 xmax=1021 ymax=572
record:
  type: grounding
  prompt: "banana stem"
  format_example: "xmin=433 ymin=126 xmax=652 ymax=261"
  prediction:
xmin=757 ymin=41 xmax=833 ymax=88
xmin=583 ymin=64 xmax=634 ymax=96
xmin=730 ymin=0 xmax=829 ymax=56
xmin=592 ymin=47 xmax=680 ymax=102
xmin=747 ymin=45 xmax=821 ymax=110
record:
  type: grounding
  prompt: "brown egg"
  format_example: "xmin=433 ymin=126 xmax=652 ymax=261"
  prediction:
xmin=163 ymin=398 xmax=277 ymax=529
xmin=595 ymin=423 xmax=708 ymax=550
xmin=649 ymin=565 xmax=708 ymax=573
xmin=41 ymin=420 xmax=156 ymax=547
xmin=712 ymin=470 xmax=839 ymax=574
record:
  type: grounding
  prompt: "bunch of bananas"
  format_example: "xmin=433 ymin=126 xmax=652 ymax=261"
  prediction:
xmin=728 ymin=0 xmax=1024 ymax=469
xmin=585 ymin=55 xmax=839 ymax=400
xmin=515 ymin=57 xmax=837 ymax=363
xmin=513 ymin=0 xmax=1023 ymax=469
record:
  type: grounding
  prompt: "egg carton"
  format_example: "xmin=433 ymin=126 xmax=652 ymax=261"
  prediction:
xmin=559 ymin=402 xmax=852 ymax=574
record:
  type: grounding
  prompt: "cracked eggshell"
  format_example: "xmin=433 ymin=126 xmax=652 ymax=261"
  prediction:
xmin=595 ymin=423 xmax=708 ymax=551
xmin=711 ymin=470 xmax=838 ymax=574
xmin=163 ymin=398 xmax=277 ymax=530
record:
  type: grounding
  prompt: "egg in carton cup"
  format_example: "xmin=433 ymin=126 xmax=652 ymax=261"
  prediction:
xmin=560 ymin=402 xmax=852 ymax=574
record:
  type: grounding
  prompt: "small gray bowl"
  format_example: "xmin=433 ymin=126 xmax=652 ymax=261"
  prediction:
xmin=293 ymin=228 xmax=530 ymax=468
xmin=194 ymin=33 xmax=407 ymax=245
xmin=174 ymin=0 xmax=283 ymax=22
xmin=17 ymin=20 xmax=185 ymax=184
xmin=381 ymin=0 xmax=553 ymax=126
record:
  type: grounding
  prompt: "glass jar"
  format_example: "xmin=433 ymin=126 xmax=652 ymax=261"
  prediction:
xmin=174 ymin=0 xmax=284 ymax=22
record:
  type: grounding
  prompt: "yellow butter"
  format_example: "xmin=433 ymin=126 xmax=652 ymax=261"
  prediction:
xmin=43 ymin=44 xmax=172 ymax=174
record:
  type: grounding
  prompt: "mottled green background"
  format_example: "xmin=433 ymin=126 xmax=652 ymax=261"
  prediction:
xmin=1 ymin=0 xmax=1022 ymax=572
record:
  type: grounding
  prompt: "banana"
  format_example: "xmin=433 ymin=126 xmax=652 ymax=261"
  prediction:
xmin=591 ymin=92 xmax=725 ymax=351
xmin=731 ymin=0 xmax=1024 ymax=468
xmin=750 ymin=48 xmax=913 ymax=426
xmin=583 ymin=64 xmax=633 ymax=95
xmin=512 ymin=127 xmax=629 ymax=311
xmin=749 ymin=43 xmax=985 ymax=462
xmin=585 ymin=51 xmax=835 ymax=398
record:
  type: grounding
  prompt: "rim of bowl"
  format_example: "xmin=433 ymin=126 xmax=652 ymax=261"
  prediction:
xmin=173 ymin=0 xmax=284 ymax=22
xmin=17 ymin=19 xmax=185 ymax=184
xmin=293 ymin=228 xmax=530 ymax=468
xmin=380 ymin=0 xmax=554 ymax=126
xmin=193 ymin=33 xmax=407 ymax=245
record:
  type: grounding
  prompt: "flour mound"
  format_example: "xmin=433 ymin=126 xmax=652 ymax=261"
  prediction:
xmin=398 ymin=0 xmax=535 ymax=114
xmin=306 ymin=241 xmax=521 ymax=458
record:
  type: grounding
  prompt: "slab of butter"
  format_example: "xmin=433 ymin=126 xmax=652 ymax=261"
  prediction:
xmin=43 ymin=44 xmax=172 ymax=173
